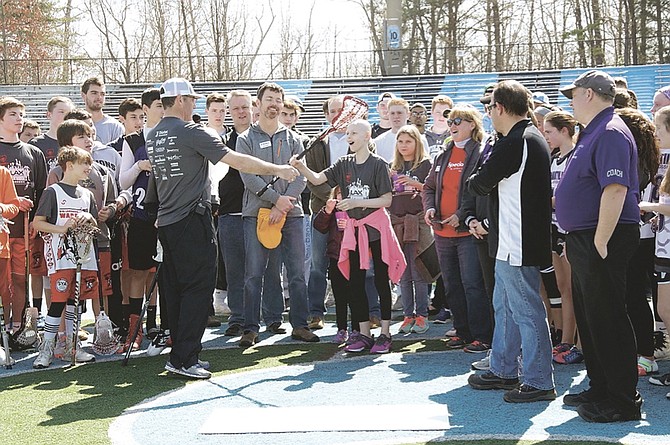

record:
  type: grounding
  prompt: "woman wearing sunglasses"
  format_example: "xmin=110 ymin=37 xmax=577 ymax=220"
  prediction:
xmin=423 ymin=105 xmax=493 ymax=353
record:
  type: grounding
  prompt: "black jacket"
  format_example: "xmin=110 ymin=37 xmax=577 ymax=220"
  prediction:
xmin=466 ymin=119 xmax=551 ymax=267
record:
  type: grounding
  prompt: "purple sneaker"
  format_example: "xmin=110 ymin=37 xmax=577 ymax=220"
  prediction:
xmin=334 ymin=329 xmax=349 ymax=344
xmin=344 ymin=332 xmax=374 ymax=352
xmin=370 ymin=334 xmax=392 ymax=354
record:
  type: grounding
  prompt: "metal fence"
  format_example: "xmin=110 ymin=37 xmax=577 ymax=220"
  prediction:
xmin=0 ymin=41 xmax=663 ymax=85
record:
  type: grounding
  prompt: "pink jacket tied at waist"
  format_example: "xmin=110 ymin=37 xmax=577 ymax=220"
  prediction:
xmin=338 ymin=208 xmax=407 ymax=284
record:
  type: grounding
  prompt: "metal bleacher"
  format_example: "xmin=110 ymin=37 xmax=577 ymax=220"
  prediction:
xmin=3 ymin=63 xmax=669 ymax=135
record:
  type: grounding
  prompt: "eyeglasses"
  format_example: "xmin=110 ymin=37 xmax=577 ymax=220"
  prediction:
xmin=447 ymin=117 xmax=470 ymax=126
xmin=484 ymin=103 xmax=497 ymax=114
xmin=411 ymin=111 xmax=426 ymax=117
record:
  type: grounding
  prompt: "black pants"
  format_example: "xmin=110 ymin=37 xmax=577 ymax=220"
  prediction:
xmin=348 ymin=239 xmax=392 ymax=324
xmin=475 ymin=239 xmax=495 ymax=328
xmin=158 ymin=210 xmax=217 ymax=369
xmin=329 ymin=258 xmax=351 ymax=331
xmin=567 ymin=224 xmax=640 ymax=413
xmin=625 ymin=237 xmax=655 ymax=357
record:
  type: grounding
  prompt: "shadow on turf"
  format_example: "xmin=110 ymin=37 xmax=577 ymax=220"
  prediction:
xmin=0 ymin=343 xmax=340 ymax=427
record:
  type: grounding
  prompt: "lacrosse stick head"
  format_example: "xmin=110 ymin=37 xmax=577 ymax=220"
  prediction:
xmin=329 ymin=96 xmax=369 ymax=135
xmin=10 ymin=307 xmax=40 ymax=350
xmin=66 ymin=222 xmax=101 ymax=262
xmin=92 ymin=311 xmax=120 ymax=356
xmin=295 ymin=96 xmax=370 ymax=162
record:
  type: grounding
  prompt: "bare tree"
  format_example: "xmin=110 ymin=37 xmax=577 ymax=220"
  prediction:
xmin=83 ymin=0 xmax=151 ymax=83
xmin=351 ymin=0 xmax=387 ymax=75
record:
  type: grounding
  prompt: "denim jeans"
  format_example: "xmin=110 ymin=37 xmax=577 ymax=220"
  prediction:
xmin=263 ymin=248 xmax=285 ymax=326
xmin=243 ymin=216 xmax=309 ymax=332
xmin=307 ymin=215 xmax=328 ymax=317
xmin=303 ymin=215 xmax=312 ymax=283
xmin=490 ymin=259 xmax=555 ymax=391
xmin=218 ymin=215 xmax=245 ymax=326
xmin=434 ymin=235 xmax=492 ymax=343
xmin=400 ymin=242 xmax=430 ymax=317
xmin=219 ymin=215 xmax=284 ymax=327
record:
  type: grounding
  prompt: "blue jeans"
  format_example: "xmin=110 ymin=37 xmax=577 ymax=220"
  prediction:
xmin=490 ymin=259 xmax=555 ymax=391
xmin=400 ymin=242 xmax=430 ymax=317
xmin=243 ymin=216 xmax=309 ymax=332
xmin=218 ymin=215 xmax=245 ymax=326
xmin=303 ymin=215 xmax=312 ymax=283
xmin=435 ymin=235 xmax=492 ymax=343
xmin=365 ymin=263 xmax=382 ymax=319
xmin=307 ymin=215 xmax=328 ymax=317
xmin=218 ymin=215 xmax=284 ymax=327
xmin=263 ymin=249 xmax=285 ymax=326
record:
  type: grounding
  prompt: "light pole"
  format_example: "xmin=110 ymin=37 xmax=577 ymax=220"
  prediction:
xmin=384 ymin=0 xmax=403 ymax=75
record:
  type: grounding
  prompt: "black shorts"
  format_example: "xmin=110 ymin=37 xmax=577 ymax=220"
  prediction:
xmin=127 ymin=217 xmax=158 ymax=270
xmin=551 ymin=224 xmax=566 ymax=256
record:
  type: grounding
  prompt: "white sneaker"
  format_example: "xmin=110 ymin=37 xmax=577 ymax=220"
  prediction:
xmin=146 ymin=330 xmax=171 ymax=357
xmin=471 ymin=350 xmax=491 ymax=371
xmin=445 ymin=328 xmax=457 ymax=337
xmin=654 ymin=331 xmax=670 ymax=361
xmin=0 ymin=344 xmax=15 ymax=367
xmin=165 ymin=361 xmax=211 ymax=379
xmin=62 ymin=338 xmax=95 ymax=363
xmin=33 ymin=338 xmax=55 ymax=369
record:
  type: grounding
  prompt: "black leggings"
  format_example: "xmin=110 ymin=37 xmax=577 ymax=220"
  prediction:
xmin=329 ymin=258 xmax=351 ymax=331
xmin=348 ymin=239 xmax=392 ymax=323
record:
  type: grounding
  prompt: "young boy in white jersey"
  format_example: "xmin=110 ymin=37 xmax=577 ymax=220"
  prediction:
xmin=33 ymin=146 xmax=99 ymax=368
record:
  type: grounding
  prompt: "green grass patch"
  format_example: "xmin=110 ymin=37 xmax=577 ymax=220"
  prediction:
xmin=0 ymin=343 xmax=338 ymax=445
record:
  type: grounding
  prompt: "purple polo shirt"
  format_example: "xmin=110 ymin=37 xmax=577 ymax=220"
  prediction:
xmin=555 ymin=107 xmax=640 ymax=232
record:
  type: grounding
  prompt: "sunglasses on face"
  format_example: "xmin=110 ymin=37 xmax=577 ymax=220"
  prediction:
xmin=484 ymin=102 xmax=497 ymax=114
xmin=447 ymin=117 xmax=470 ymax=126
xmin=411 ymin=111 xmax=427 ymax=117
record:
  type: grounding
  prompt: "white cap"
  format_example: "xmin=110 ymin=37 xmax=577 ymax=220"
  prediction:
xmin=531 ymin=91 xmax=549 ymax=105
xmin=159 ymin=78 xmax=204 ymax=99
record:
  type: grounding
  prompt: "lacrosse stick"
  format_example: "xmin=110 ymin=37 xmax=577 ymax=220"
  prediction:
xmin=65 ymin=222 xmax=99 ymax=367
xmin=91 ymin=238 xmax=119 ymax=355
xmin=11 ymin=211 xmax=39 ymax=350
xmin=0 ymin=300 xmax=12 ymax=369
xmin=256 ymin=95 xmax=369 ymax=197
xmin=24 ymin=210 xmax=29 ymax=310
xmin=0 ymin=215 xmax=13 ymax=368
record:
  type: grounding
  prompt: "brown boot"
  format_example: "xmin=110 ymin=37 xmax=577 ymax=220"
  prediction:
xmin=125 ymin=314 xmax=143 ymax=352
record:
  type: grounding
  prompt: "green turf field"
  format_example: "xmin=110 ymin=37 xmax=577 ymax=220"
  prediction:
xmin=0 ymin=341 xmax=624 ymax=445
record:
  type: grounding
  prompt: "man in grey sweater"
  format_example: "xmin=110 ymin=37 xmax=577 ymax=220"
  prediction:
xmin=236 ymin=82 xmax=319 ymax=347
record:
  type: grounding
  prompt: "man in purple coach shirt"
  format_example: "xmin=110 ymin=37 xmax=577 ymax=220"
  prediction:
xmin=555 ymin=70 xmax=642 ymax=423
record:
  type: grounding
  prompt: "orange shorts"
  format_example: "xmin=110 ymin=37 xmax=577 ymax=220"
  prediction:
xmin=98 ymin=250 xmax=113 ymax=296
xmin=49 ymin=269 xmax=99 ymax=303
xmin=0 ymin=258 xmax=11 ymax=301
xmin=9 ymin=238 xmax=47 ymax=276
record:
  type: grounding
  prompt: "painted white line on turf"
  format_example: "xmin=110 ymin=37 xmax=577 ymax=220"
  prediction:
xmin=200 ymin=404 xmax=451 ymax=434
